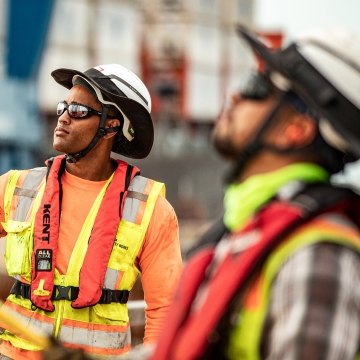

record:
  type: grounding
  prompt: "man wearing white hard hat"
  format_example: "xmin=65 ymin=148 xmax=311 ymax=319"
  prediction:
xmin=151 ymin=25 xmax=360 ymax=360
xmin=0 ymin=64 xmax=182 ymax=359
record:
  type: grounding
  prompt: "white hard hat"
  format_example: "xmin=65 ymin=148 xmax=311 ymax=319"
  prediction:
xmin=237 ymin=25 xmax=360 ymax=157
xmin=52 ymin=64 xmax=153 ymax=159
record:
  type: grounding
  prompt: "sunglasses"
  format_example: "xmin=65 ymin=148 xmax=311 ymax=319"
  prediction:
xmin=240 ymin=73 xmax=274 ymax=100
xmin=57 ymin=101 xmax=115 ymax=119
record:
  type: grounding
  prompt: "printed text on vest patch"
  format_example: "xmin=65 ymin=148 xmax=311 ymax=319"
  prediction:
xmin=42 ymin=204 xmax=51 ymax=243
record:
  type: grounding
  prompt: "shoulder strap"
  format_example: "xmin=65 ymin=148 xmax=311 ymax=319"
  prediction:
xmin=185 ymin=217 xmax=228 ymax=259
xmin=290 ymin=182 xmax=355 ymax=212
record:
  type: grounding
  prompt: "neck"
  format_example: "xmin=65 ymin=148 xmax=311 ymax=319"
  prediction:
xmin=65 ymin=150 xmax=116 ymax=181
xmin=236 ymin=151 xmax=316 ymax=183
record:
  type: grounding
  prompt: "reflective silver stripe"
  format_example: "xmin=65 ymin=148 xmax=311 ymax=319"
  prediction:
xmin=13 ymin=167 xmax=46 ymax=221
xmin=104 ymin=268 xmax=119 ymax=289
xmin=60 ymin=324 xmax=131 ymax=350
xmin=122 ymin=176 xmax=149 ymax=223
xmin=5 ymin=304 xmax=53 ymax=336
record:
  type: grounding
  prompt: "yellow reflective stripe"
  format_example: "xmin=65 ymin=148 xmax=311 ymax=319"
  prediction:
xmin=143 ymin=181 xmax=165 ymax=224
xmin=66 ymin=172 xmax=115 ymax=283
xmin=59 ymin=323 xmax=131 ymax=350
xmin=140 ymin=180 xmax=165 ymax=229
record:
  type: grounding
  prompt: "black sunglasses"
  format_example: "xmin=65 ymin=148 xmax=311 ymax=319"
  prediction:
xmin=57 ymin=101 xmax=116 ymax=119
xmin=240 ymin=73 xmax=274 ymax=100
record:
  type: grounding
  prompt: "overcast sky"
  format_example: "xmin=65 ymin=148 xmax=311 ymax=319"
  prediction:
xmin=254 ymin=0 xmax=360 ymax=39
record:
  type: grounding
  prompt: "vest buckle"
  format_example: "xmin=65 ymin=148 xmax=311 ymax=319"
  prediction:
xmin=53 ymin=285 xmax=78 ymax=301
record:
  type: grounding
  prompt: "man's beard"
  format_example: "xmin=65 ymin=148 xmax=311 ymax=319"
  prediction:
xmin=212 ymin=134 xmax=239 ymax=160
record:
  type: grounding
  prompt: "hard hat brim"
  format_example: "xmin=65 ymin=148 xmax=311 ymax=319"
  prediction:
xmin=236 ymin=25 xmax=285 ymax=76
xmin=51 ymin=68 xmax=154 ymax=159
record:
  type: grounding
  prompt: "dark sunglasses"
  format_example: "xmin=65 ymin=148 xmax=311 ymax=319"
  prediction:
xmin=57 ymin=101 xmax=116 ymax=119
xmin=240 ymin=73 xmax=274 ymax=100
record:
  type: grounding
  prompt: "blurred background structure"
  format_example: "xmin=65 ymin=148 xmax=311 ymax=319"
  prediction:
xmin=1 ymin=0 xmax=360 ymax=346
xmin=1 ymin=0 xmax=360 ymax=243
xmin=0 ymin=0 xmax=261 ymax=251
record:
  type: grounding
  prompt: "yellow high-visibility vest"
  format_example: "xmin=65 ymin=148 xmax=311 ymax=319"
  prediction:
xmin=0 ymin=167 xmax=165 ymax=358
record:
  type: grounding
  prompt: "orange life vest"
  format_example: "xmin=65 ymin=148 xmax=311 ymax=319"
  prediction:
xmin=31 ymin=155 xmax=138 ymax=311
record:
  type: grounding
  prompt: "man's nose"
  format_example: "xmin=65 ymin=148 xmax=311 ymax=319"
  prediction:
xmin=58 ymin=110 xmax=71 ymax=125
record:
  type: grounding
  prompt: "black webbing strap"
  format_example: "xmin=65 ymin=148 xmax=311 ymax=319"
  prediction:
xmin=10 ymin=281 xmax=129 ymax=305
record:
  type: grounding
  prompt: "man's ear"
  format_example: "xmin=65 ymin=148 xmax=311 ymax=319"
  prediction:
xmin=104 ymin=119 xmax=121 ymax=139
xmin=275 ymin=113 xmax=317 ymax=149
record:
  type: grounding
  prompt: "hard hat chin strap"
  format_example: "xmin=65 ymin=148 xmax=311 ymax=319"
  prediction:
xmin=65 ymin=105 xmax=121 ymax=163
xmin=225 ymin=94 xmax=288 ymax=184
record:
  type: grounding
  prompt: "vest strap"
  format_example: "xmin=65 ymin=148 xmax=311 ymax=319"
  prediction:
xmin=11 ymin=281 xmax=129 ymax=304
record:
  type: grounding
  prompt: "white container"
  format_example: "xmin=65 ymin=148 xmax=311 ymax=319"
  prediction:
xmin=94 ymin=1 xmax=140 ymax=55
xmin=186 ymin=64 xmax=222 ymax=121
xmin=48 ymin=0 xmax=89 ymax=48
xmin=187 ymin=24 xmax=222 ymax=68
xmin=38 ymin=46 xmax=90 ymax=112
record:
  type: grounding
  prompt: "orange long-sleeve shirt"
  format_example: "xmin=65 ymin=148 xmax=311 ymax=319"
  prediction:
xmin=0 ymin=168 xmax=182 ymax=359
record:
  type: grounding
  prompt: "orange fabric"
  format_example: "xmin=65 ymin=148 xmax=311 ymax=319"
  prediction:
xmin=139 ymin=193 xmax=181 ymax=343
xmin=0 ymin=340 xmax=43 ymax=360
xmin=56 ymin=170 xmax=108 ymax=274
xmin=0 ymin=168 xmax=182 ymax=354
xmin=61 ymin=317 xmax=128 ymax=332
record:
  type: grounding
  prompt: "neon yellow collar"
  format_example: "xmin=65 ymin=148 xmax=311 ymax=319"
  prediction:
xmin=224 ymin=163 xmax=329 ymax=231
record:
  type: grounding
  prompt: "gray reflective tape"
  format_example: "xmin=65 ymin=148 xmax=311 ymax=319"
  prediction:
xmin=6 ymin=306 xmax=53 ymax=336
xmin=104 ymin=268 xmax=120 ymax=289
xmin=14 ymin=167 xmax=46 ymax=221
xmin=122 ymin=176 xmax=149 ymax=223
xmin=122 ymin=198 xmax=141 ymax=223
xmin=128 ymin=176 xmax=148 ymax=193
xmin=60 ymin=324 xmax=130 ymax=350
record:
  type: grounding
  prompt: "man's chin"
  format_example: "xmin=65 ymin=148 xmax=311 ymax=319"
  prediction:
xmin=212 ymin=139 xmax=238 ymax=160
xmin=53 ymin=143 xmax=70 ymax=154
